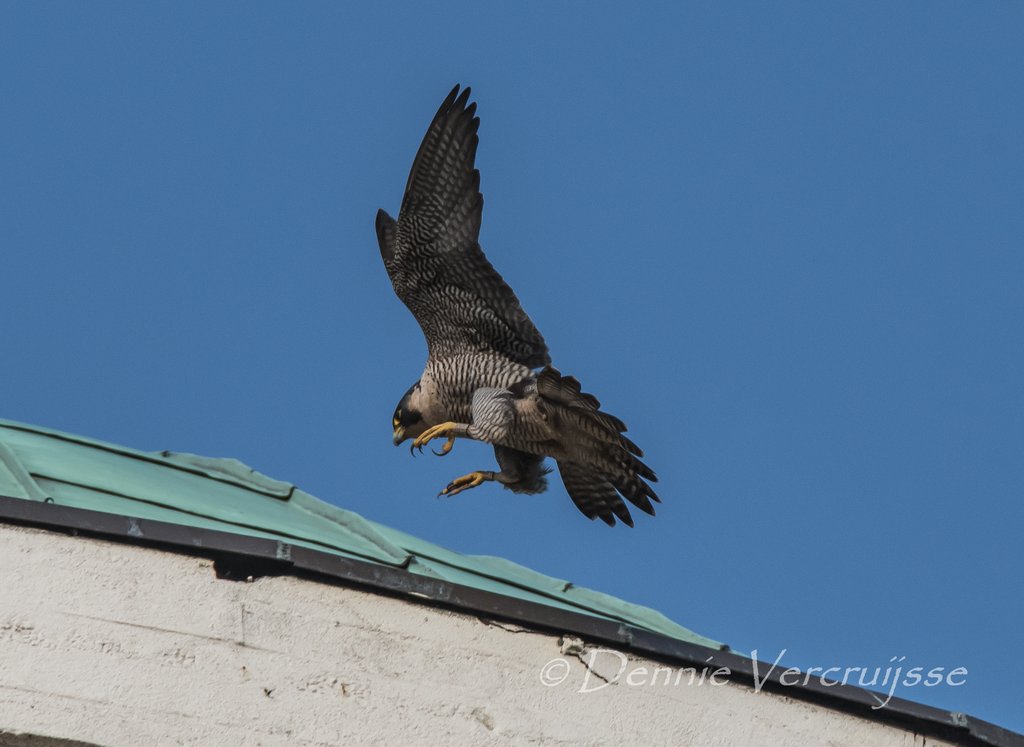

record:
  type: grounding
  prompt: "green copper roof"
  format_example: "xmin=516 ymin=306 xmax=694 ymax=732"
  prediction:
xmin=0 ymin=418 xmax=721 ymax=650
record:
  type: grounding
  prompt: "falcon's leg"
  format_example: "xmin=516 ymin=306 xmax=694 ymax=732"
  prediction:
xmin=493 ymin=445 xmax=549 ymax=494
xmin=411 ymin=422 xmax=471 ymax=456
xmin=439 ymin=468 xmax=524 ymax=497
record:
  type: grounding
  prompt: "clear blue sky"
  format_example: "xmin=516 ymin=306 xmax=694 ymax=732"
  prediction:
xmin=2 ymin=1 xmax=1021 ymax=732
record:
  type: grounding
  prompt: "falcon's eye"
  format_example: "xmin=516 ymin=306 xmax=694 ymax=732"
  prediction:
xmin=392 ymin=411 xmax=402 ymax=429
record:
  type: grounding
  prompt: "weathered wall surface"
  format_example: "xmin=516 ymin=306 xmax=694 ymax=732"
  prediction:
xmin=0 ymin=523 xmax=947 ymax=746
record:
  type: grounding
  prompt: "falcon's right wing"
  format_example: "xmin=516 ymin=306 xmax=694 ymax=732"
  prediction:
xmin=376 ymin=85 xmax=550 ymax=368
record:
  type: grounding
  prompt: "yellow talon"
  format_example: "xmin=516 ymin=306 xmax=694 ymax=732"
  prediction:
xmin=439 ymin=471 xmax=490 ymax=497
xmin=433 ymin=436 xmax=456 ymax=457
xmin=411 ymin=422 xmax=458 ymax=454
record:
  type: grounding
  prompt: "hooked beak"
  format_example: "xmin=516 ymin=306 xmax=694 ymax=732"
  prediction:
xmin=393 ymin=427 xmax=406 ymax=446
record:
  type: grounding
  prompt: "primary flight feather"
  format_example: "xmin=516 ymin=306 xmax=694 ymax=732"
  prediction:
xmin=376 ymin=85 xmax=659 ymax=527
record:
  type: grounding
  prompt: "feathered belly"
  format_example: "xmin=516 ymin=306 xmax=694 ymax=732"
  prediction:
xmin=422 ymin=354 xmax=533 ymax=424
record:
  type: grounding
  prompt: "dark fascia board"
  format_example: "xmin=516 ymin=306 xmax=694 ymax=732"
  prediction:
xmin=0 ymin=494 xmax=1018 ymax=747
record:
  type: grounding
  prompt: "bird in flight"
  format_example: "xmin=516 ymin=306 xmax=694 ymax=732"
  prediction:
xmin=375 ymin=85 xmax=659 ymax=527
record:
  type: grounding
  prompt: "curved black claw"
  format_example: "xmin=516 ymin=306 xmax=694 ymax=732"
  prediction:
xmin=438 ymin=471 xmax=487 ymax=497
xmin=431 ymin=437 xmax=456 ymax=458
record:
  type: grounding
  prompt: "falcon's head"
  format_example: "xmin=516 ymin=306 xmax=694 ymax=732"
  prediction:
xmin=392 ymin=382 xmax=427 ymax=445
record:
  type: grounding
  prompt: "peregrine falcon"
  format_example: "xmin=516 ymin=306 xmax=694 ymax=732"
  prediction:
xmin=376 ymin=85 xmax=659 ymax=527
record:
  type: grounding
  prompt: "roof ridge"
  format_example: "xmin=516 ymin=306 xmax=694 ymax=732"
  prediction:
xmin=0 ymin=417 xmax=718 ymax=648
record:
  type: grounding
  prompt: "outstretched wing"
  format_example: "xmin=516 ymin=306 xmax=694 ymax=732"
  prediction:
xmin=557 ymin=462 xmax=637 ymax=528
xmin=376 ymin=85 xmax=550 ymax=368
xmin=537 ymin=367 xmax=659 ymax=528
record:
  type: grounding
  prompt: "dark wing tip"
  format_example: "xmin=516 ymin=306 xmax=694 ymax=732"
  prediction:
xmin=440 ymin=84 xmax=462 ymax=113
xmin=437 ymin=84 xmax=476 ymax=135
xmin=612 ymin=505 xmax=635 ymax=527
xmin=375 ymin=209 xmax=397 ymax=263
xmin=401 ymin=84 xmax=478 ymax=199
xmin=453 ymin=85 xmax=472 ymax=111
xmin=559 ymin=461 xmax=638 ymax=529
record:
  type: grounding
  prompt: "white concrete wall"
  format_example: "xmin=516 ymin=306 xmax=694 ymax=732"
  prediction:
xmin=0 ymin=523 xmax=948 ymax=746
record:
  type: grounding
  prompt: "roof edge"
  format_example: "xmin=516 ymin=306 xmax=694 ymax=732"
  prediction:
xmin=0 ymin=419 xmax=293 ymax=499
xmin=0 ymin=495 xmax=1019 ymax=747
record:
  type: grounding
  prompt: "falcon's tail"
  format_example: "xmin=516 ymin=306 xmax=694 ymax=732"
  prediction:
xmin=537 ymin=367 xmax=660 ymax=527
